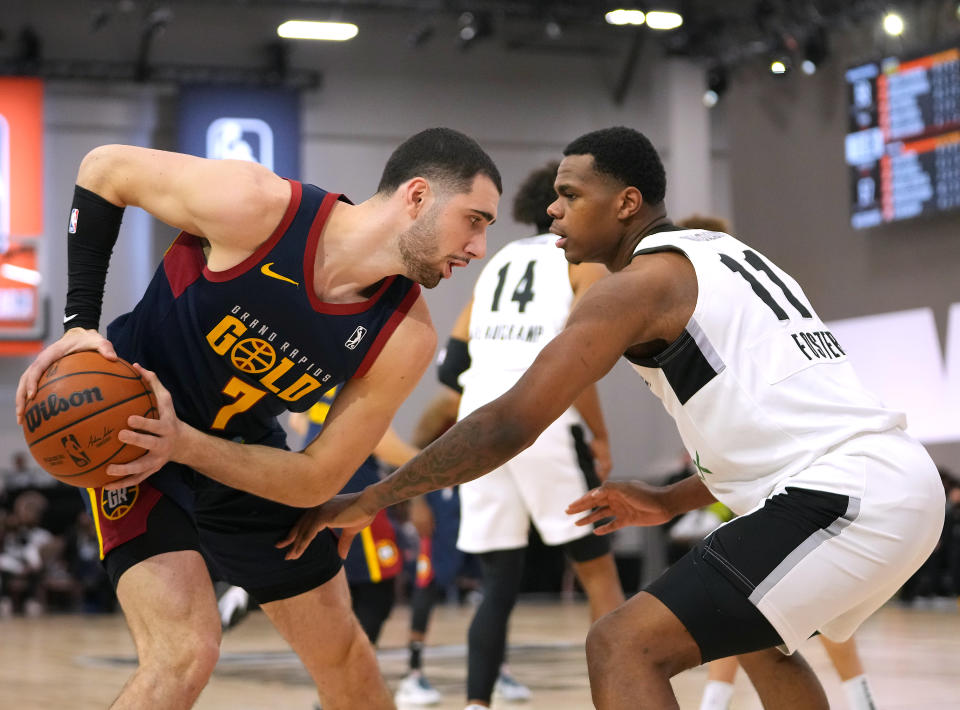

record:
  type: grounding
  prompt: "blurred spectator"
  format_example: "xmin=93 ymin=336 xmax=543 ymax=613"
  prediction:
xmin=0 ymin=490 xmax=57 ymax=616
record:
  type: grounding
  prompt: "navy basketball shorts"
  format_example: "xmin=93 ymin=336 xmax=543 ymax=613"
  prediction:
xmin=93 ymin=464 xmax=342 ymax=604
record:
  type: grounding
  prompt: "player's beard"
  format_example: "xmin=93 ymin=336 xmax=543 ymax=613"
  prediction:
xmin=398 ymin=202 xmax=443 ymax=288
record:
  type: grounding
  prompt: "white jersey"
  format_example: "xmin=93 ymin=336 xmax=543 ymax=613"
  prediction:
xmin=629 ymin=229 xmax=906 ymax=514
xmin=459 ymin=233 xmax=578 ymax=428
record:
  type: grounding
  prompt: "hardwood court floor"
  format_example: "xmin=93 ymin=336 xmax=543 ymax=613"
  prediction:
xmin=0 ymin=599 xmax=958 ymax=709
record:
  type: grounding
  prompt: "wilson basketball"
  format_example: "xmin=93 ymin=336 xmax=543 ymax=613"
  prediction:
xmin=21 ymin=351 xmax=158 ymax=488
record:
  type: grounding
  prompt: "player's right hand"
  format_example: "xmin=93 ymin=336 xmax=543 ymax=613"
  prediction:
xmin=566 ymin=480 xmax=674 ymax=534
xmin=15 ymin=328 xmax=118 ymax=425
xmin=277 ymin=491 xmax=378 ymax=560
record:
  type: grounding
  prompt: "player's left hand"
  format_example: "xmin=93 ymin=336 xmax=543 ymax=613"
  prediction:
xmin=277 ymin=492 xmax=378 ymax=560
xmin=104 ymin=364 xmax=186 ymax=489
xmin=566 ymin=479 xmax=674 ymax=534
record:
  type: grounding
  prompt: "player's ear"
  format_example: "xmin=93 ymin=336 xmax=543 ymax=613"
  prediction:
xmin=402 ymin=177 xmax=430 ymax=219
xmin=617 ymin=186 xmax=643 ymax=220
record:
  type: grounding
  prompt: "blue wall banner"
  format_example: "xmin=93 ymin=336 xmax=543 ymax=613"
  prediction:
xmin=178 ymin=85 xmax=300 ymax=180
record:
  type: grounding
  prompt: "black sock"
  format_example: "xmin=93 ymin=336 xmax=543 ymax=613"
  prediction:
xmin=409 ymin=640 xmax=424 ymax=671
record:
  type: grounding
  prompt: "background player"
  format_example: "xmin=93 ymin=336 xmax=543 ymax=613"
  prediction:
xmin=15 ymin=129 xmax=500 ymax=710
xmin=282 ymin=126 xmax=944 ymax=710
xmin=418 ymin=161 xmax=626 ymax=710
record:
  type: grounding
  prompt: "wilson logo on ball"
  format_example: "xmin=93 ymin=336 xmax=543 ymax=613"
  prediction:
xmin=23 ymin=388 xmax=105 ymax=434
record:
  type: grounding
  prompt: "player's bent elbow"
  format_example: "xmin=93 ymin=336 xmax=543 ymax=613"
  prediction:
xmin=77 ymin=145 xmax=127 ymax=197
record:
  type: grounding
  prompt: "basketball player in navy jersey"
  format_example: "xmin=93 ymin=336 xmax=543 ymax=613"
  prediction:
xmin=282 ymin=126 xmax=944 ymax=710
xmin=15 ymin=128 xmax=500 ymax=710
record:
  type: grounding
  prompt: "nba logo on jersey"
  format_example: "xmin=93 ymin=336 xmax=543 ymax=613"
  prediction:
xmin=68 ymin=208 xmax=79 ymax=234
xmin=205 ymin=117 xmax=275 ymax=170
xmin=345 ymin=326 xmax=367 ymax=350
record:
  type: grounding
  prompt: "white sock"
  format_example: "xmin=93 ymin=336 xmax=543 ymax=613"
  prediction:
xmin=699 ymin=680 xmax=735 ymax=710
xmin=842 ymin=674 xmax=877 ymax=710
xmin=464 ymin=705 xmax=489 ymax=710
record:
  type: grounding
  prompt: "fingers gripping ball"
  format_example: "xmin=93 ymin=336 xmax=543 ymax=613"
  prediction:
xmin=20 ymin=352 xmax=158 ymax=488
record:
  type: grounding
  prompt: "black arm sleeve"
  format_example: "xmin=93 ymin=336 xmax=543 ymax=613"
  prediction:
xmin=64 ymin=185 xmax=124 ymax=332
xmin=437 ymin=336 xmax=470 ymax=393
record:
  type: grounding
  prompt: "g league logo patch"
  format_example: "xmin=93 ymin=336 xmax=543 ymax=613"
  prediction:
xmin=206 ymin=117 xmax=275 ymax=170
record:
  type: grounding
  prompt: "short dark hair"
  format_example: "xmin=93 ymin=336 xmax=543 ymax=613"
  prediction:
xmin=563 ymin=126 xmax=666 ymax=205
xmin=676 ymin=214 xmax=730 ymax=232
xmin=377 ymin=127 xmax=502 ymax=196
xmin=512 ymin=161 xmax=559 ymax=233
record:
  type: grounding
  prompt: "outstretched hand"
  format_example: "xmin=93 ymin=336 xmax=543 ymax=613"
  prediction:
xmin=276 ymin=492 xmax=378 ymax=560
xmin=16 ymin=328 xmax=118 ymax=425
xmin=566 ymin=479 xmax=675 ymax=535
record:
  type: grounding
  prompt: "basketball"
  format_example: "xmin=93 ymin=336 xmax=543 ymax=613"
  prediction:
xmin=21 ymin=351 xmax=158 ymax=489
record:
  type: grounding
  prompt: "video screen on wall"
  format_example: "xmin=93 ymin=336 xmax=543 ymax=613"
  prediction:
xmin=845 ymin=46 xmax=960 ymax=229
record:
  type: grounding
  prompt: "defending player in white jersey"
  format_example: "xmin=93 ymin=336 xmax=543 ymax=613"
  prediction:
xmin=451 ymin=162 xmax=625 ymax=709
xmin=281 ymin=126 xmax=944 ymax=710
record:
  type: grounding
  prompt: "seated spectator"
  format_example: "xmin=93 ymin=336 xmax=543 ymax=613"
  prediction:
xmin=0 ymin=490 xmax=57 ymax=616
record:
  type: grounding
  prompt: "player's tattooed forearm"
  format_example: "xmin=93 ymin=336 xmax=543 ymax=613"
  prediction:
xmin=372 ymin=411 xmax=523 ymax=508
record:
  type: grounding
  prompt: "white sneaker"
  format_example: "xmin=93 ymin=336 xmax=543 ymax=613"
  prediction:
xmin=494 ymin=670 xmax=531 ymax=702
xmin=216 ymin=585 xmax=250 ymax=630
xmin=395 ymin=671 xmax=442 ymax=706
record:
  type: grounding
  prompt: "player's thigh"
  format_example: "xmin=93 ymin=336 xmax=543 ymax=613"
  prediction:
xmin=116 ymin=548 xmax=220 ymax=654
xmin=260 ymin=569 xmax=369 ymax=668
xmin=457 ymin=463 xmax=529 ymax=552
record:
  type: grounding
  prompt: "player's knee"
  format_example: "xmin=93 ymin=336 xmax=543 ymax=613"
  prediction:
xmin=145 ymin=627 xmax=220 ymax=683
xmin=585 ymin=613 xmax=620 ymax=668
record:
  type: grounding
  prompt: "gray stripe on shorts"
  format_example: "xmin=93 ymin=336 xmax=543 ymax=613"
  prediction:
xmin=748 ymin=495 xmax=862 ymax=605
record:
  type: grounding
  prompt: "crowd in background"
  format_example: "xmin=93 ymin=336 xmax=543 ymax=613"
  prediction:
xmin=2 ymin=451 xmax=959 ymax=619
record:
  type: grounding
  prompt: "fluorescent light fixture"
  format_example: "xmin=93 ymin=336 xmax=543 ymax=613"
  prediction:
xmin=645 ymin=11 xmax=683 ymax=30
xmin=882 ymin=12 xmax=904 ymax=36
xmin=277 ymin=20 xmax=358 ymax=41
xmin=605 ymin=9 xmax=645 ymax=26
xmin=1 ymin=263 xmax=41 ymax=286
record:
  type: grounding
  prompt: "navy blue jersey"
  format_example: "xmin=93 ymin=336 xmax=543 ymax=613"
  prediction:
xmin=108 ymin=181 xmax=420 ymax=449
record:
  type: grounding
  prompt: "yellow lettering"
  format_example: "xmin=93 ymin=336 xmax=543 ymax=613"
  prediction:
xmin=206 ymin=315 xmax=247 ymax=355
xmin=278 ymin=374 xmax=322 ymax=402
xmin=259 ymin=357 xmax=295 ymax=393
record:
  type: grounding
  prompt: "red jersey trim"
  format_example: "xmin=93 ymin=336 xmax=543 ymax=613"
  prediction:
xmin=353 ymin=283 xmax=422 ymax=378
xmin=163 ymin=233 xmax=206 ymax=299
xmin=203 ymin=179 xmax=303 ymax=283
xmin=303 ymin=192 xmax=398 ymax=315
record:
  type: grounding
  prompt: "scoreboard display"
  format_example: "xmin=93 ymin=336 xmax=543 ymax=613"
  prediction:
xmin=845 ymin=47 xmax=960 ymax=229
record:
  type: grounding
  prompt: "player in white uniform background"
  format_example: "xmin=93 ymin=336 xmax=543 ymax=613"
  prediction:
xmin=283 ymin=127 xmax=945 ymax=710
xmin=447 ymin=162 xmax=625 ymax=709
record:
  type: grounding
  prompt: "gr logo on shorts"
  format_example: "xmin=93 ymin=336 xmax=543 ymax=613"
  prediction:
xmin=101 ymin=485 xmax=140 ymax=520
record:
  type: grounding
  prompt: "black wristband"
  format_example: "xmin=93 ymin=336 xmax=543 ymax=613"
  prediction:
xmin=64 ymin=185 xmax=124 ymax=332
xmin=437 ymin=336 xmax=470 ymax=393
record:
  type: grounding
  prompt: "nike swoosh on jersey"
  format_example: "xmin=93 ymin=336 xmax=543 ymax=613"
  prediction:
xmin=260 ymin=262 xmax=300 ymax=286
